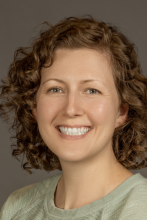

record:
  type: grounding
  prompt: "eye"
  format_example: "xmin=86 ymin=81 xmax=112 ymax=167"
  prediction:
xmin=46 ymin=87 xmax=100 ymax=94
xmin=85 ymin=88 xmax=100 ymax=94
xmin=46 ymin=87 xmax=62 ymax=93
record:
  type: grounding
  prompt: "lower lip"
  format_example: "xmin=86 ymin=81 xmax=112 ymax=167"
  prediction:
xmin=55 ymin=127 xmax=92 ymax=140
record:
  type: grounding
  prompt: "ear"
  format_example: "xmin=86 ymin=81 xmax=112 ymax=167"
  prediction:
xmin=32 ymin=108 xmax=37 ymax=122
xmin=116 ymin=103 xmax=129 ymax=127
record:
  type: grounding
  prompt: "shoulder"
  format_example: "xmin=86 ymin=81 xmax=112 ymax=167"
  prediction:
xmin=120 ymin=180 xmax=147 ymax=219
xmin=128 ymin=176 xmax=147 ymax=203
xmin=0 ymin=174 xmax=57 ymax=220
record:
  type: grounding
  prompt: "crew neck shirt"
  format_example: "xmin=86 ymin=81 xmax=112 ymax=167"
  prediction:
xmin=1 ymin=173 xmax=147 ymax=219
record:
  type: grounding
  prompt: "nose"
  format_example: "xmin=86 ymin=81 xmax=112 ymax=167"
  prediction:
xmin=62 ymin=91 xmax=84 ymax=118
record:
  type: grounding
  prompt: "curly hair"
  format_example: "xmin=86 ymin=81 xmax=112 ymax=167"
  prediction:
xmin=1 ymin=15 xmax=147 ymax=174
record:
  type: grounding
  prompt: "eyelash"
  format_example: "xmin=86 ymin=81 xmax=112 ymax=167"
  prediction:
xmin=46 ymin=87 xmax=100 ymax=95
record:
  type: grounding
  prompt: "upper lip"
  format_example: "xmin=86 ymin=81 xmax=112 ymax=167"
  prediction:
xmin=57 ymin=125 xmax=92 ymax=128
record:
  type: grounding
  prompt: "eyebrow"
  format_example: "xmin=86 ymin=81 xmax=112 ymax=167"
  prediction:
xmin=42 ymin=78 xmax=105 ymax=86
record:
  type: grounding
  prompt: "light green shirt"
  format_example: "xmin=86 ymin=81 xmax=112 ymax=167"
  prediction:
xmin=0 ymin=173 xmax=147 ymax=220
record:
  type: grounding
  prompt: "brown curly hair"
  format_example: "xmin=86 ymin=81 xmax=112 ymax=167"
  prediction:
xmin=1 ymin=15 xmax=147 ymax=174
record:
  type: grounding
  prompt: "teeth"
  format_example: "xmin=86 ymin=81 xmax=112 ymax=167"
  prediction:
xmin=59 ymin=126 xmax=91 ymax=135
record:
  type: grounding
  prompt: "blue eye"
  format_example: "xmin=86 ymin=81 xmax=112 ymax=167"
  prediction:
xmin=86 ymin=88 xmax=99 ymax=94
xmin=47 ymin=87 xmax=62 ymax=93
xmin=47 ymin=87 xmax=100 ymax=94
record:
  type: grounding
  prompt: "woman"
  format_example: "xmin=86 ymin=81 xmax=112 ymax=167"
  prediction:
xmin=0 ymin=15 xmax=147 ymax=219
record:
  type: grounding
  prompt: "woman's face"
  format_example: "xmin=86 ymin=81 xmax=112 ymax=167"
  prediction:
xmin=32 ymin=48 xmax=128 ymax=163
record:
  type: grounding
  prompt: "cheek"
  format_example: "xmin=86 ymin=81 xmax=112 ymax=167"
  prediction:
xmin=37 ymin=96 xmax=116 ymax=126
xmin=37 ymin=99 xmax=60 ymax=122
xmin=89 ymin=101 xmax=113 ymax=125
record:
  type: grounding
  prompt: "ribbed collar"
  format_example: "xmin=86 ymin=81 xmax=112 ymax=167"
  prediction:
xmin=44 ymin=173 xmax=146 ymax=219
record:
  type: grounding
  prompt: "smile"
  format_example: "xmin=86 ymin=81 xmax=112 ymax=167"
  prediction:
xmin=58 ymin=126 xmax=91 ymax=135
xmin=55 ymin=126 xmax=93 ymax=140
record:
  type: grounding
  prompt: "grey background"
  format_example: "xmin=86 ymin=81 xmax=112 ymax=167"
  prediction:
xmin=0 ymin=0 xmax=147 ymax=209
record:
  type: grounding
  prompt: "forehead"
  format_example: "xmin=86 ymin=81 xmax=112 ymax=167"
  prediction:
xmin=38 ymin=48 xmax=120 ymax=107
xmin=41 ymin=48 xmax=114 ymax=89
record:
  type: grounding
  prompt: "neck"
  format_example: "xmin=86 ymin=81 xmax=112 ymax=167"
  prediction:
xmin=54 ymin=150 xmax=134 ymax=210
